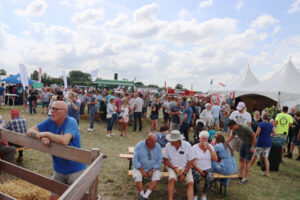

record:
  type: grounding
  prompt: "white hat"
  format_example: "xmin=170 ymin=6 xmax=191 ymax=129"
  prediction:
xmin=236 ymin=102 xmax=246 ymax=111
xmin=166 ymin=130 xmax=184 ymax=142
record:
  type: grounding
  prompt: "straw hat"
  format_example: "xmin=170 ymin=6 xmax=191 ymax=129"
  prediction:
xmin=166 ymin=130 xmax=184 ymax=142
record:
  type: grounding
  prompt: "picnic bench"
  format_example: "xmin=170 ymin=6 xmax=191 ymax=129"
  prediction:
xmin=121 ymin=147 xmax=238 ymax=197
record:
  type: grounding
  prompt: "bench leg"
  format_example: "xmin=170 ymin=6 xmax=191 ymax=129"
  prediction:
xmin=224 ymin=185 xmax=227 ymax=197
xmin=129 ymin=160 xmax=132 ymax=170
xmin=219 ymin=182 xmax=222 ymax=194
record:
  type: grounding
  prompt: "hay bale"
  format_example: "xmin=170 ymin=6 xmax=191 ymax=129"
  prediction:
xmin=0 ymin=179 xmax=50 ymax=200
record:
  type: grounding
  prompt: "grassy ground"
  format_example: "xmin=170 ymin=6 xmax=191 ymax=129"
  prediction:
xmin=0 ymin=106 xmax=300 ymax=200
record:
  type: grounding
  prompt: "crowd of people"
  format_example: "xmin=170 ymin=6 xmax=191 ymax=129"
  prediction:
xmin=0 ymin=84 xmax=300 ymax=200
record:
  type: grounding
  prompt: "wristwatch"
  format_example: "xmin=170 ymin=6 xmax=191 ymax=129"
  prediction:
xmin=183 ymin=172 xmax=187 ymax=177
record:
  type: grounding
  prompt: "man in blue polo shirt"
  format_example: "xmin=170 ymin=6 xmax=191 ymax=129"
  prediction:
xmin=179 ymin=101 xmax=193 ymax=142
xmin=26 ymin=101 xmax=86 ymax=200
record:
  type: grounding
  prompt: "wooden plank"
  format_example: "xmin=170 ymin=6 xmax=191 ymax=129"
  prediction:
xmin=119 ymin=154 xmax=133 ymax=159
xmin=213 ymin=173 xmax=239 ymax=179
xmin=0 ymin=128 xmax=92 ymax=164
xmin=59 ymin=154 xmax=104 ymax=200
xmin=0 ymin=192 xmax=17 ymax=200
xmin=88 ymin=148 xmax=100 ymax=200
xmin=16 ymin=147 xmax=28 ymax=151
xmin=0 ymin=159 xmax=89 ymax=200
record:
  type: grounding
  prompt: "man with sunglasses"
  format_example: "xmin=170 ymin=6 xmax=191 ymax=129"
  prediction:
xmin=26 ymin=101 xmax=86 ymax=200
xmin=133 ymin=133 xmax=162 ymax=200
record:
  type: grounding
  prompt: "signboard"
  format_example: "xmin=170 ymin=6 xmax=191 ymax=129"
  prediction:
xmin=33 ymin=83 xmax=44 ymax=89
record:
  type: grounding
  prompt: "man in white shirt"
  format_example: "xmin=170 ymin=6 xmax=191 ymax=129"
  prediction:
xmin=133 ymin=93 xmax=144 ymax=132
xmin=228 ymin=102 xmax=252 ymax=152
xmin=164 ymin=130 xmax=195 ymax=200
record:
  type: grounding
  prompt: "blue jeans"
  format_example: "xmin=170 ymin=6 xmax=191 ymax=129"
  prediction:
xmin=133 ymin=112 xmax=142 ymax=131
xmin=107 ymin=114 xmax=116 ymax=131
xmin=224 ymin=117 xmax=229 ymax=133
xmin=29 ymin=99 xmax=36 ymax=114
xmin=80 ymin=103 xmax=85 ymax=115
xmin=179 ymin=122 xmax=189 ymax=142
xmin=89 ymin=109 xmax=95 ymax=129
xmin=192 ymin=168 xmax=214 ymax=195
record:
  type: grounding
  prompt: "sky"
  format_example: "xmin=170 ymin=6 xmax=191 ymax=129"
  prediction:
xmin=0 ymin=0 xmax=300 ymax=91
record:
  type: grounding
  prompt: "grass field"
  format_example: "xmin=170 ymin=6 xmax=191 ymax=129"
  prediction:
xmin=0 ymin=106 xmax=300 ymax=200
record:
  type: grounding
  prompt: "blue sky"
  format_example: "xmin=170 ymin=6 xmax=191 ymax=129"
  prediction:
xmin=0 ymin=0 xmax=299 ymax=91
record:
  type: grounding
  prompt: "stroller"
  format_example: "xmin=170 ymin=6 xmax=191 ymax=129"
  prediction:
xmin=193 ymin=119 xmax=206 ymax=145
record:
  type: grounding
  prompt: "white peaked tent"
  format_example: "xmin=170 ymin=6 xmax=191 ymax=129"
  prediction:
xmin=208 ymin=65 xmax=260 ymax=95
xmin=241 ymin=60 xmax=300 ymax=106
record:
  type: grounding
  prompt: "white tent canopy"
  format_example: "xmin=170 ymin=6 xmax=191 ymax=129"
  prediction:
xmin=208 ymin=65 xmax=260 ymax=95
xmin=241 ymin=60 xmax=300 ymax=106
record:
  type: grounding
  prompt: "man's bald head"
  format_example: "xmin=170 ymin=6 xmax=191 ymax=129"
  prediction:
xmin=51 ymin=101 xmax=68 ymax=124
xmin=146 ymin=133 xmax=157 ymax=149
xmin=52 ymin=101 xmax=68 ymax=110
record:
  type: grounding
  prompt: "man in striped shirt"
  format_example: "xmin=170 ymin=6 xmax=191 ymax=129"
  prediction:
xmin=4 ymin=109 xmax=27 ymax=162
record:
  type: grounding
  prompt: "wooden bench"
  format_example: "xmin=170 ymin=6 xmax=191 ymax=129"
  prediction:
xmin=127 ymin=169 xmax=238 ymax=197
xmin=16 ymin=147 xmax=28 ymax=152
xmin=128 ymin=147 xmax=164 ymax=154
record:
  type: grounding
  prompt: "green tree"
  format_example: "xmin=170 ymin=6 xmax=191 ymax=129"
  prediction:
xmin=135 ymin=81 xmax=144 ymax=87
xmin=175 ymin=83 xmax=183 ymax=89
xmin=68 ymin=70 xmax=92 ymax=85
xmin=148 ymin=84 xmax=159 ymax=88
xmin=30 ymin=70 xmax=39 ymax=81
xmin=0 ymin=69 xmax=6 ymax=76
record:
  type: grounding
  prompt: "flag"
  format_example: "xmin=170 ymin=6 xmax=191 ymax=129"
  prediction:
xmin=165 ymin=81 xmax=167 ymax=94
xmin=210 ymin=79 xmax=213 ymax=85
xmin=219 ymin=82 xmax=225 ymax=87
xmin=38 ymin=67 xmax=42 ymax=83
xmin=90 ymin=69 xmax=99 ymax=80
xmin=62 ymin=71 xmax=67 ymax=89
xmin=230 ymin=92 xmax=235 ymax=99
xmin=19 ymin=64 xmax=29 ymax=89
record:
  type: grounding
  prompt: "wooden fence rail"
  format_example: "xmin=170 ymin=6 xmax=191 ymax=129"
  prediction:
xmin=0 ymin=127 xmax=104 ymax=200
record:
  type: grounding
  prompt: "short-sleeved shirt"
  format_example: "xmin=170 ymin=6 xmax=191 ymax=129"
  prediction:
xmin=37 ymin=117 xmax=86 ymax=174
xmin=41 ymin=92 xmax=51 ymax=102
xmin=170 ymin=105 xmax=181 ymax=123
xmin=180 ymin=106 xmax=193 ymax=124
xmin=275 ymin=113 xmax=293 ymax=134
xmin=193 ymin=143 xmax=215 ymax=171
xmin=68 ymin=101 xmax=80 ymax=120
xmin=232 ymin=124 xmax=254 ymax=145
xmin=211 ymin=105 xmax=220 ymax=118
xmin=87 ymin=96 xmax=96 ymax=111
xmin=256 ymin=122 xmax=273 ymax=148
xmin=163 ymin=140 xmax=195 ymax=171
xmin=78 ymin=93 xmax=87 ymax=104
xmin=229 ymin=110 xmax=251 ymax=125
xmin=134 ymin=97 xmax=144 ymax=112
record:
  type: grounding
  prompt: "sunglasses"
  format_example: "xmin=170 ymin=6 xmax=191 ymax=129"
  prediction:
xmin=51 ymin=107 xmax=65 ymax=111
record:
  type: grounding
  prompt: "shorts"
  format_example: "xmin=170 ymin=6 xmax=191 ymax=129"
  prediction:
xmin=291 ymin=135 xmax=300 ymax=146
xmin=277 ymin=133 xmax=288 ymax=145
xmin=254 ymin=147 xmax=271 ymax=158
xmin=239 ymin=143 xmax=253 ymax=162
xmin=229 ymin=136 xmax=242 ymax=152
xmin=51 ymin=169 xmax=84 ymax=196
xmin=163 ymin=112 xmax=169 ymax=120
xmin=142 ymin=107 xmax=147 ymax=113
xmin=213 ymin=117 xmax=219 ymax=125
xmin=150 ymin=114 xmax=158 ymax=120
xmin=42 ymin=102 xmax=49 ymax=107
xmin=120 ymin=117 xmax=129 ymax=123
xmin=167 ymin=168 xmax=193 ymax=184
xmin=0 ymin=96 xmax=3 ymax=101
xmin=133 ymin=168 xmax=161 ymax=182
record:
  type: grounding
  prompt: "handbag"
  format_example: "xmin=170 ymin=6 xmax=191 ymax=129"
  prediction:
xmin=106 ymin=113 xmax=112 ymax=119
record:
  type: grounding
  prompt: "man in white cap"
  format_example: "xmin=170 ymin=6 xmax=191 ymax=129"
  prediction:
xmin=227 ymin=101 xmax=252 ymax=152
xmin=163 ymin=130 xmax=195 ymax=200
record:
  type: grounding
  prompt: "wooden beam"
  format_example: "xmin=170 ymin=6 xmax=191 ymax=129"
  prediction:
xmin=0 ymin=128 xmax=92 ymax=164
xmin=0 ymin=192 xmax=17 ymax=200
xmin=59 ymin=154 xmax=104 ymax=200
xmin=0 ymin=159 xmax=89 ymax=200
xmin=88 ymin=148 xmax=100 ymax=200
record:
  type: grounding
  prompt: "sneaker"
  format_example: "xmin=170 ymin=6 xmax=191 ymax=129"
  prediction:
xmin=138 ymin=194 xmax=145 ymax=200
xmin=193 ymin=196 xmax=198 ymax=200
xmin=296 ymin=156 xmax=300 ymax=161
xmin=200 ymin=195 xmax=207 ymax=200
xmin=239 ymin=178 xmax=248 ymax=184
xmin=106 ymin=134 xmax=112 ymax=137
xmin=111 ymin=133 xmax=115 ymax=136
xmin=87 ymin=128 xmax=94 ymax=132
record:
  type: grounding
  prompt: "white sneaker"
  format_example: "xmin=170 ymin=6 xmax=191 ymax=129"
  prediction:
xmin=87 ymin=128 xmax=94 ymax=132
xmin=106 ymin=134 xmax=112 ymax=137
xmin=201 ymin=195 xmax=207 ymax=200
xmin=194 ymin=196 xmax=198 ymax=200
xmin=111 ymin=133 xmax=115 ymax=136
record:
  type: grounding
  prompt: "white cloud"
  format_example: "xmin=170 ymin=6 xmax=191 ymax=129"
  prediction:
xmin=288 ymin=0 xmax=300 ymax=14
xmin=160 ymin=18 xmax=237 ymax=46
xmin=272 ymin=25 xmax=281 ymax=35
xmin=104 ymin=13 xmax=128 ymax=29
xmin=250 ymin=14 xmax=278 ymax=29
xmin=199 ymin=0 xmax=213 ymax=9
xmin=71 ymin=9 xmax=104 ymax=24
xmin=236 ymin=1 xmax=243 ymax=10
xmin=134 ymin=3 xmax=159 ymax=23
xmin=14 ymin=0 xmax=47 ymax=16
xmin=178 ymin=9 xmax=191 ymax=20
